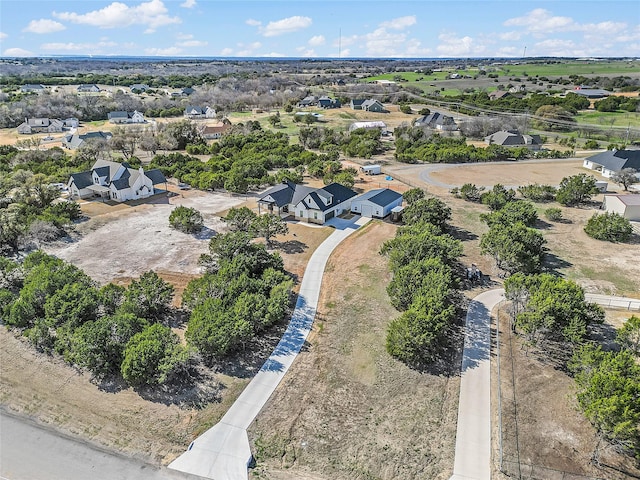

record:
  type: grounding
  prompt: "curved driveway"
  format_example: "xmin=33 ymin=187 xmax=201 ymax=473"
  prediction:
xmin=169 ymin=216 xmax=371 ymax=480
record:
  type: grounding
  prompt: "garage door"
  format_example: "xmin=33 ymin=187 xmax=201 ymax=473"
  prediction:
xmin=325 ymin=210 xmax=335 ymax=220
xmin=361 ymin=204 xmax=374 ymax=217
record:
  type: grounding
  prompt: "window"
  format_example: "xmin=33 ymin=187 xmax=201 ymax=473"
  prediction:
xmin=299 ymin=211 xmax=303 ymax=217
xmin=314 ymin=212 xmax=318 ymax=219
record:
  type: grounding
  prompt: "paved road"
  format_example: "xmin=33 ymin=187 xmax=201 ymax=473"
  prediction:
xmin=0 ymin=411 xmax=199 ymax=480
xmin=169 ymin=216 xmax=371 ymax=480
xmin=585 ymin=293 xmax=640 ymax=311
xmin=450 ymin=289 xmax=504 ymax=480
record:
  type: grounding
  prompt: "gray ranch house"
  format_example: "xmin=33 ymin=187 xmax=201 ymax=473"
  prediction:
xmin=485 ymin=130 xmax=543 ymax=150
xmin=413 ymin=112 xmax=458 ymax=131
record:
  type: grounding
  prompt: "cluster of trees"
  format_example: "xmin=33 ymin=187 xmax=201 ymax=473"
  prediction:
xmin=298 ymin=126 xmax=384 ymax=159
xmin=478 ymin=186 xmax=547 ymax=275
xmin=169 ymin=206 xmax=204 ymax=234
xmin=594 ymin=95 xmax=639 ymax=113
xmin=380 ymin=189 xmax=463 ymax=365
xmin=1 ymin=147 xmax=84 ymax=254
xmin=395 ymin=128 xmax=569 ymax=164
xmin=184 ymin=229 xmax=292 ymax=359
xmin=584 ymin=212 xmax=633 ymax=243
xmin=1 ymin=253 xmax=187 ymax=386
xmin=149 ymin=129 xmax=349 ymax=193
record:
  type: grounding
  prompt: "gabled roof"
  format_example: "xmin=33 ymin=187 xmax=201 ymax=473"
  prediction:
xmin=485 ymin=130 xmax=542 ymax=146
xmin=605 ymin=194 xmax=640 ymax=206
xmin=185 ymin=106 xmax=204 ymax=114
xmin=70 ymin=171 xmax=93 ymax=189
xmin=258 ymin=181 xmax=315 ymax=208
xmin=350 ymin=99 xmax=366 ymax=106
xmin=301 ymin=183 xmax=357 ymax=212
xmin=146 ymin=169 xmax=167 ymax=185
xmin=586 ymin=149 xmax=640 ymax=173
xmin=414 ymin=112 xmax=457 ymax=128
xmin=355 ymin=188 xmax=403 ymax=207
xmin=362 ymin=99 xmax=382 ymax=108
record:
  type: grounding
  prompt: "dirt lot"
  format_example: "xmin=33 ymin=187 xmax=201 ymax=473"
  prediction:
xmin=494 ymin=306 xmax=640 ymax=480
xmin=248 ymin=221 xmax=461 ymax=480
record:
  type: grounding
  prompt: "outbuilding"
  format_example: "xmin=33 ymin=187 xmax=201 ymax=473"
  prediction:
xmin=602 ymin=194 xmax=640 ymax=221
xmin=360 ymin=164 xmax=381 ymax=175
xmin=351 ymin=188 xmax=403 ymax=218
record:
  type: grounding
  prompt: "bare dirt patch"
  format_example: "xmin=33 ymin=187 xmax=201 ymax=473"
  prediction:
xmin=248 ymin=221 xmax=461 ymax=480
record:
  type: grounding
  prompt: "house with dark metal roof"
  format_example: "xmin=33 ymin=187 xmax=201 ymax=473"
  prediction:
xmin=583 ymin=149 xmax=640 ymax=178
xmin=258 ymin=181 xmax=357 ymax=224
xmin=350 ymin=188 xmax=403 ymax=218
xmin=318 ymin=96 xmax=341 ymax=109
xmin=107 ymin=110 xmax=145 ymax=124
xmin=568 ymin=87 xmax=610 ymax=98
xmin=77 ymin=84 xmax=100 ymax=93
xmin=67 ymin=159 xmax=166 ymax=202
xmin=17 ymin=118 xmax=64 ymax=134
xmin=484 ymin=130 xmax=543 ymax=150
xmin=20 ymin=84 xmax=45 ymax=93
xmin=361 ymin=99 xmax=387 ymax=113
xmin=62 ymin=131 xmax=113 ymax=150
xmin=413 ymin=112 xmax=458 ymax=131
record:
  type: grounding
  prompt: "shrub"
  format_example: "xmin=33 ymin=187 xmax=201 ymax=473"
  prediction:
xmin=584 ymin=212 xmax=632 ymax=242
xmin=518 ymin=183 xmax=556 ymax=202
xmin=169 ymin=206 xmax=204 ymax=233
xmin=544 ymin=207 xmax=563 ymax=221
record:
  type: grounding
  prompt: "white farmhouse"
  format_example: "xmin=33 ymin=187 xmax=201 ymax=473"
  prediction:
xmin=68 ymin=160 xmax=166 ymax=202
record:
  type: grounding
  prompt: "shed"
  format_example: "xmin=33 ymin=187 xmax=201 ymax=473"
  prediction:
xmin=360 ymin=165 xmax=381 ymax=175
xmin=351 ymin=188 xmax=403 ymax=218
xmin=602 ymin=194 xmax=640 ymax=221
xmin=390 ymin=205 xmax=404 ymax=222
xmin=595 ymin=181 xmax=608 ymax=193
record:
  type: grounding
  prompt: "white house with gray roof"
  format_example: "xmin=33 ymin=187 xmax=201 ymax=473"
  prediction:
xmin=485 ymin=130 xmax=543 ymax=150
xmin=68 ymin=159 xmax=166 ymax=202
xmin=108 ymin=110 xmax=146 ymax=124
xmin=350 ymin=188 xmax=403 ymax=218
xmin=583 ymin=149 xmax=640 ymax=179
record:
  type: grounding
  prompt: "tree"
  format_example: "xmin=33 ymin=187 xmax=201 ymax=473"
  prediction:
xmin=251 ymin=213 xmax=288 ymax=247
xmin=533 ymin=105 xmax=575 ymax=130
xmin=331 ymin=171 xmax=355 ymax=189
xmin=611 ymin=168 xmax=638 ymax=191
xmin=402 ymin=197 xmax=452 ymax=231
xmin=386 ymin=257 xmax=454 ymax=311
xmin=617 ymin=315 xmax=640 ymax=357
xmin=584 ymin=212 xmax=632 ymax=243
xmin=544 ymin=207 xmax=563 ymax=222
xmin=458 ymin=183 xmax=484 ymax=202
xmin=480 ymin=184 xmax=516 ymax=210
xmin=480 ymin=222 xmax=546 ymax=274
xmin=556 ymin=174 xmax=599 ymax=206
xmin=481 ymin=200 xmax=538 ymax=227
xmin=169 ymin=205 xmax=203 ymax=233
xmin=518 ymin=183 xmax=556 ymax=202
xmin=120 ymin=324 xmax=188 ymax=386
xmin=122 ymin=271 xmax=174 ymax=320
xmin=268 ymin=112 xmax=281 ymax=128
xmin=402 ymin=187 xmax=426 ymax=205
xmin=569 ymin=345 xmax=640 ymax=458
xmin=224 ymin=206 xmax=258 ymax=232
xmin=399 ymin=104 xmax=412 ymax=114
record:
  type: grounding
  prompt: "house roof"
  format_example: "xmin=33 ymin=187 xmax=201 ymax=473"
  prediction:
xmin=70 ymin=171 xmax=93 ymax=189
xmin=355 ymin=188 xmax=402 ymax=207
xmin=304 ymin=183 xmax=357 ymax=212
xmin=489 ymin=90 xmax=510 ymax=100
xmin=63 ymin=131 xmax=113 ymax=149
xmin=146 ymin=169 xmax=167 ymax=185
xmin=362 ymin=99 xmax=382 ymax=108
xmin=485 ymin=130 xmax=542 ymax=146
xmin=571 ymin=88 xmax=610 ymax=98
xmin=350 ymin=121 xmax=387 ymax=131
xmin=350 ymin=99 xmax=366 ymax=106
xmin=605 ymin=194 xmax=640 ymax=206
xmin=22 ymin=84 xmax=44 ymax=90
xmin=586 ymin=149 xmax=640 ymax=173
xmin=185 ymin=106 xmax=204 ymax=114
xmin=258 ymin=181 xmax=315 ymax=208
xmin=414 ymin=112 xmax=457 ymax=128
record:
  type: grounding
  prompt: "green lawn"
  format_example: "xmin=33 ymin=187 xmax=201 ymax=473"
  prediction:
xmin=575 ymin=110 xmax=640 ymax=128
xmin=495 ymin=60 xmax=640 ymax=78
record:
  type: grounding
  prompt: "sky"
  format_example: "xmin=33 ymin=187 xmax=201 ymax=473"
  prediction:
xmin=0 ymin=0 xmax=639 ymax=58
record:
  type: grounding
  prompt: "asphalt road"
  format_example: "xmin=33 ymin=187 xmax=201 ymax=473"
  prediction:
xmin=0 ymin=410 xmax=202 ymax=480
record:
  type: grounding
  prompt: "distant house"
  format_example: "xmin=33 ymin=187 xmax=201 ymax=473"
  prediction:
xmin=20 ymin=84 xmax=45 ymax=93
xmin=583 ymin=149 xmax=640 ymax=178
xmin=350 ymin=188 xmax=403 ymax=218
xmin=130 ymin=84 xmax=150 ymax=92
xmin=200 ymin=123 xmax=232 ymax=140
xmin=349 ymin=121 xmax=387 ymax=134
xmin=488 ymin=90 xmax=511 ymax=100
xmin=361 ymin=99 xmax=387 ymax=113
xmin=17 ymin=118 xmax=64 ymax=134
xmin=63 ymin=118 xmax=79 ymax=128
xmin=602 ymin=194 xmax=640 ymax=221
xmin=67 ymin=159 xmax=166 ymax=202
xmin=297 ymin=95 xmax=318 ymax=107
xmin=569 ymin=87 xmax=611 ymax=99
xmin=485 ymin=130 xmax=543 ymax=150
xmin=184 ymin=106 xmax=216 ymax=119
xmin=77 ymin=84 xmax=100 ymax=93
xmin=413 ymin=112 xmax=458 ymax=131
xmin=257 ymin=181 xmax=357 ymax=224
xmin=107 ymin=110 xmax=146 ymax=124
xmin=168 ymin=87 xmax=195 ymax=97
xmin=318 ymin=96 xmax=341 ymax=109
xmin=62 ymin=131 xmax=113 ymax=150
xmin=350 ymin=99 xmax=366 ymax=110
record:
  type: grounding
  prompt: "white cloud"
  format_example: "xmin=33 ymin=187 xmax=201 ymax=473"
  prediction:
xmin=308 ymin=35 xmax=325 ymax=46
xmin=504 ymin=9 xmax=574 ymax=34
xmin=499 ymin=31 xmax=521 ymax=41
xmin=259 ymin=16 xmax=312 ymax=37
xmin=3 ymin=47 xmax=34 ymax=57
xmin=380 ymin=16 xmax=416 ymax=30
xmin=23 ymin=19 xmax=66 ymax=34
xmin=436 ymin=32 xmax=487 ymax=57
xmin=180 ymin=0 xmax=196 ymax=8
xmin=532 ymin=39 xmax=580 ymax=56
xmin=0 ymin=32 xmax=7 ymax=40
xmin=41 ymin=41 xmax=117 ymax=51
xmin=177 ymin=40 xmax=207 ymax=47
xmin=299 ymin=49 xmax=317 ymax=57
xmin=54 ymin=0 xmax=180 ymax=32
xmin=246 ymin=19 xmax=261 ymax=27
xmin=261 ymin=52 xmax=286 ymax=57
xmin=220 ymin=47 xmax=233 ymax=56
xmin=145 ymin=46 xmax=183 ymax=56
xmin=176 ymin=33 xmax=193 ymax=40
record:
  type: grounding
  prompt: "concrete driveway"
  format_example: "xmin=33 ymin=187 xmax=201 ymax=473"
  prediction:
xmin=169 ymin=216 xmax=371 ymax=480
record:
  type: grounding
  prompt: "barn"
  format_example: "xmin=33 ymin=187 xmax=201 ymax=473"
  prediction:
xmin=351 ymin=188 xmax=403 ymax=218
xmin=360 ymin=164 xmax=381 ymax=175
xmin=603 ymin=194 xmax=640 ymax=221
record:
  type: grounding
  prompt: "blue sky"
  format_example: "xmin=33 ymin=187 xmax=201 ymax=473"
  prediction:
xmin=1 ymin=0 xmax=639 ymax=58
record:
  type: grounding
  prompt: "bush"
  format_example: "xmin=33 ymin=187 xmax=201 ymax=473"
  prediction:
xmin=584 ymin=212 xmax=632 ymax=242
xmin=544 ymin=207 xmax=563 ymax=221
xmin=518 ymin=183 xmax=556 ymax=202
xmin=169 ymin=206 xmax=203 ymax=233
xmin=458 ymin=183 xmax=484 ymax=202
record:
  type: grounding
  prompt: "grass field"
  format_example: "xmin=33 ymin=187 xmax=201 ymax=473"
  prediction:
xmin=494 ymin=60 xmax=640 ymax=78
xmin=575 ymin=110 xmax=640 ymax=128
